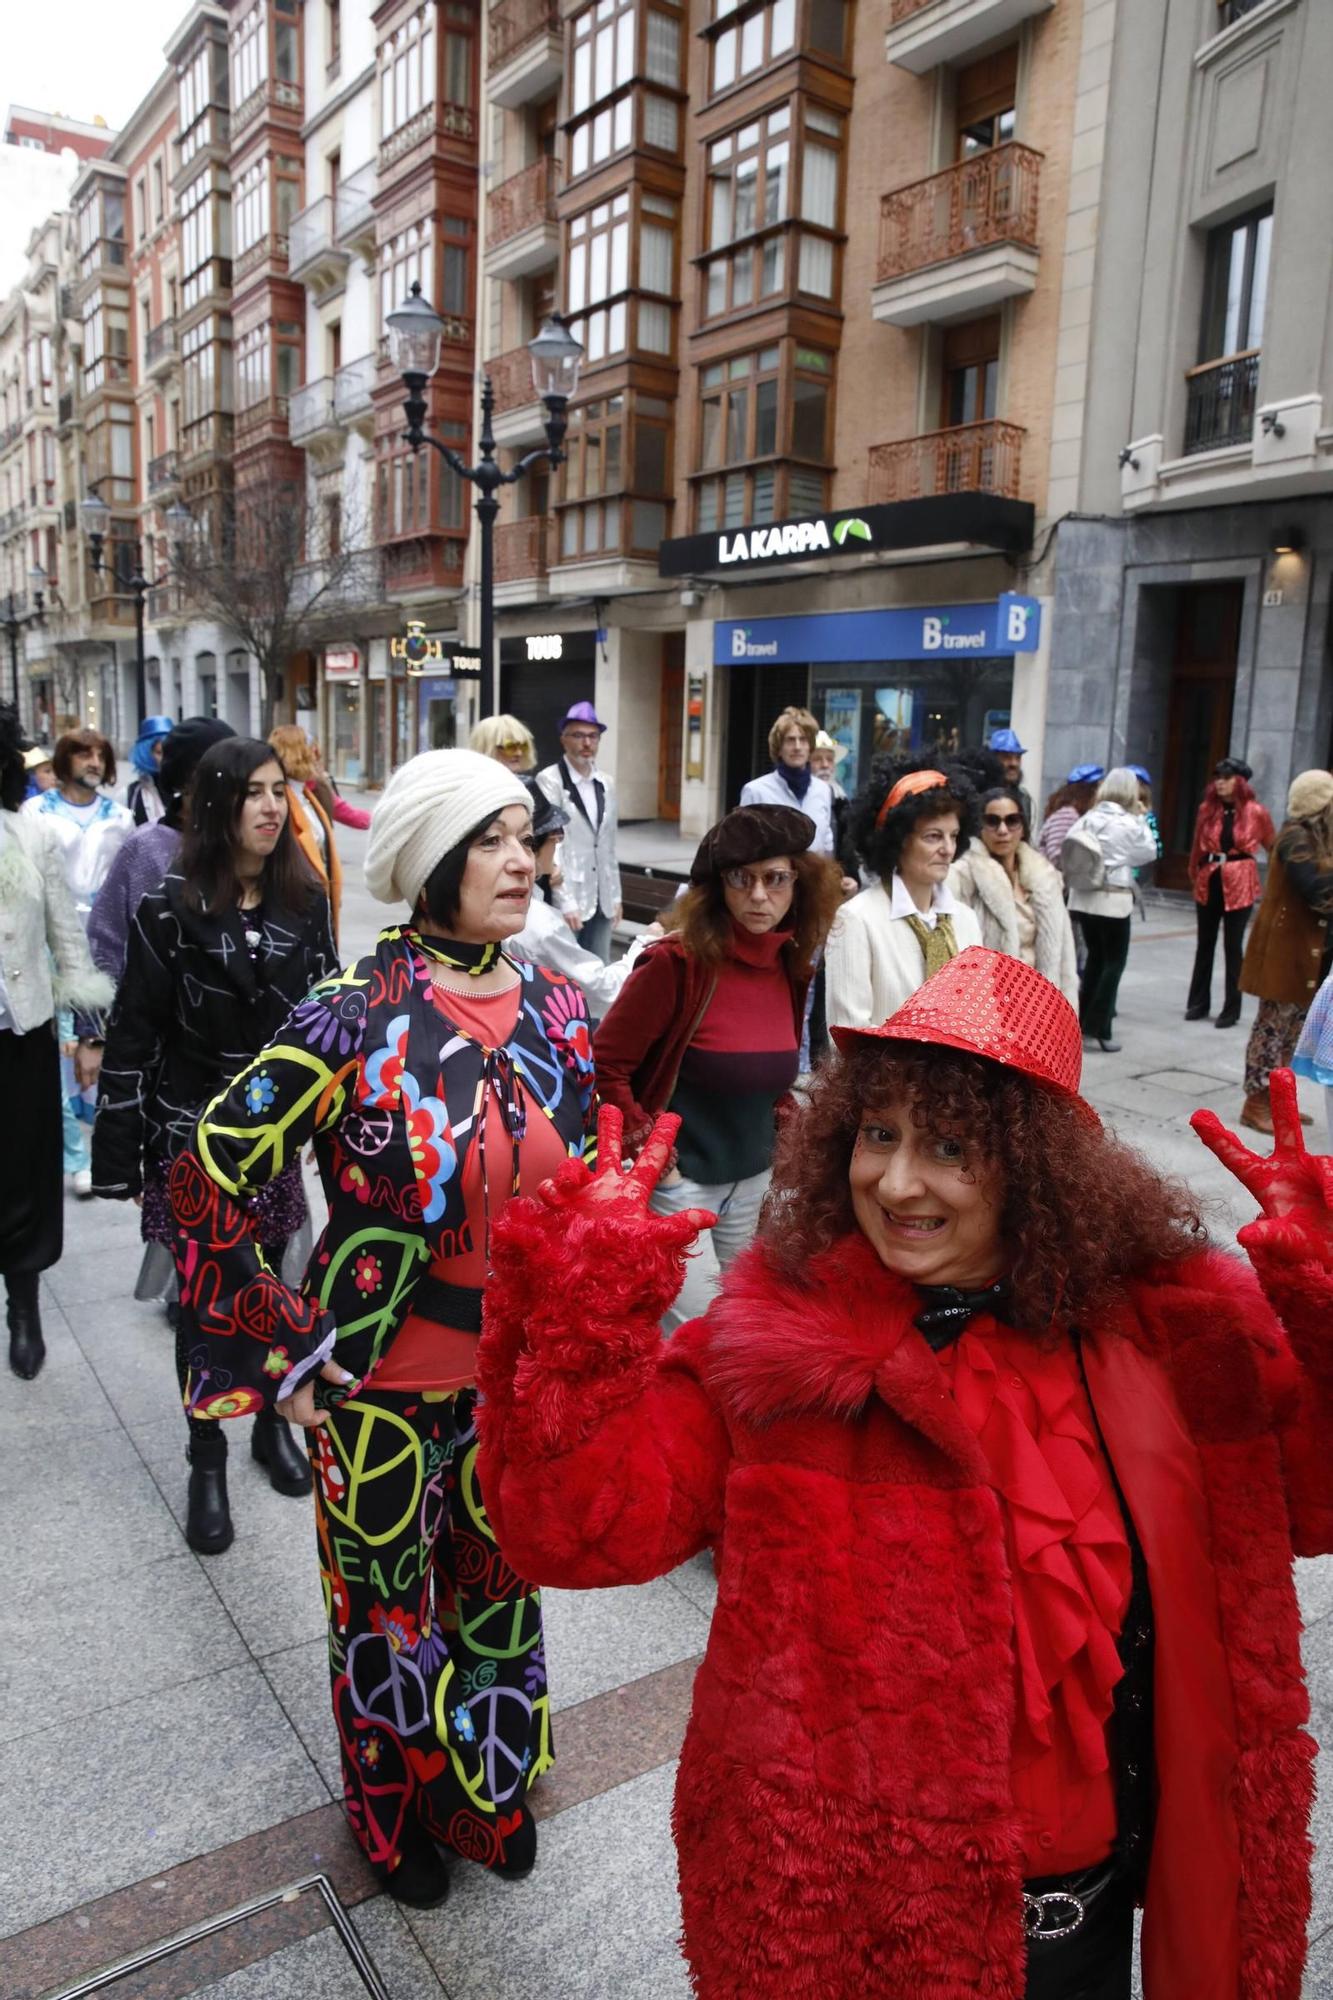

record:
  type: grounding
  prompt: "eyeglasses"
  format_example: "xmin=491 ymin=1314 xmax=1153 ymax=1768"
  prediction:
xmin=723 ymin=866 xmax=795 ymax=893
xmin=983 ymin=813 xmax=1024 ymax=831
xmin=563 ymin=730 xmax=600 ymax=744
xmin=498 ymin=741 xmax=528 ymax=755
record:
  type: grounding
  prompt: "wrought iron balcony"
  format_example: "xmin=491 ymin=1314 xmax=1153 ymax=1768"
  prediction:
xmin=488 ymin=0 xmax=562 ymax=106
xmin=868 ymin=419 xmax=1026 ymax=504
xmin=1183 ymin=350 xmax=1261 ymax=456
xmin=873 ymin=143 xmax=1043 ymax=326
xmin=486 ymin=158 xmax=560 ymax=278
xmin=485 ymin=347 xmax=549 ymax=448
xmin=494 ymin=516 xmax=549 ymax=587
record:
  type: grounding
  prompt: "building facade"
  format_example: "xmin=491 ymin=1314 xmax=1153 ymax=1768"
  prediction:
xmin=1051 ymin=0 xmax=1333 ymax=885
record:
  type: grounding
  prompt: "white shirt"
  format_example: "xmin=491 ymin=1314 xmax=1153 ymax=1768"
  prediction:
xmin=568 ymin=763 xmax=602 ymax=826
xmin=887 ymin=871 xmax=961 ymax=929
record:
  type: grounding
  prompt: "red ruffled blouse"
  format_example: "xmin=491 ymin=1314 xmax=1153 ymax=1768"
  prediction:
xmin=937 ymin=1321 xmax=1132 ymax=1877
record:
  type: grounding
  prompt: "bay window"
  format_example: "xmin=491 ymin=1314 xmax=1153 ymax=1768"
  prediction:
xmin=380 ymin=6 xmax=434 ymax=139
xmin=701 ymin=99 xmax=843 ymax=320
xmin=566 ymin=189 xmax=678 ymax=367
xmin=568 ymin=0 xmax=683 ymax=182
xmin=557 ymin=392 xmax=673 ymax=561
xmin=693 ymin=343 xmax=831 ymax=529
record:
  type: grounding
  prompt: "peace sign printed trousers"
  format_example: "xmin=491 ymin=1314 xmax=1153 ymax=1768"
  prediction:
xmin=309 ymin=1385 xmax=551 ymax=1873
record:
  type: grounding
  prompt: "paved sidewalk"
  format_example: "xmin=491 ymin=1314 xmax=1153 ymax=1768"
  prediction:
xmin=4 ymin=844 xmax=1332 ymax=1997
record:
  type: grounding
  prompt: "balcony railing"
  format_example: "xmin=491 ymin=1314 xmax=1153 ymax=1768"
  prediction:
xmin=147 ymin=449 xmax=180 ymax=494
xmin=1183 ymin=350 xmax=1260 ymax=456
xmin=145 ymin=318 xmax=178 ymax=370
xmin=0 ymin=419 xmax=21 ymax=451
xmin=489 ymin=0 xmax=560 ymax=68
xmin=289 ymin=376 xmax=338 ymax=444
xmin=289 ymin=197 xmax=344 ymax=281
xmin=293 ymin=547 xmax=386 ymax=615
xmin=334 ymin=162 xmax=377 ymax=250
xmin=495 ymin=516 xmax=549 ymax=585
xmin=1218 ymin=0 xmax=1267 ymax=24
xmin=181 ymin=412 xmax=234 ymax=462
xmin=333 ymin=355 xmax=376 ymax=425
xmin=488 ymin=158 xmax=558 ymax=249
xmin=486 ymin=347 xmax=541 ymax=413
xmin=878 ymin=142 xmax=1043 ymax=282
xmin=868 ymin=419 xmax=1026 ymax=503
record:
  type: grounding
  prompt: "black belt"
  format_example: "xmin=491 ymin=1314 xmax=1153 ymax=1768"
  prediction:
xmin=412 ymin=1273 xmax=483 ymax=1334
xmin=1205 ymin=851 xmax=1254 ymax=864
xmin=1022 ymin=1860 xmax=1120 ymax=1941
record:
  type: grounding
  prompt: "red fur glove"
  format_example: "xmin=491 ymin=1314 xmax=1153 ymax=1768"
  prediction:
xmin=477 ymin=1106 xmax=716 ymax=1457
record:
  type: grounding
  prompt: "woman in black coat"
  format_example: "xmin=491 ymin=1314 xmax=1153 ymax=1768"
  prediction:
xmin=93 ymin=737 xmax=336 ymax=1552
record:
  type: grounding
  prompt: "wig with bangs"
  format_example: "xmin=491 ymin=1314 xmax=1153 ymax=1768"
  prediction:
xmin=762 ymin=1041 xmax=1205 ymax=1331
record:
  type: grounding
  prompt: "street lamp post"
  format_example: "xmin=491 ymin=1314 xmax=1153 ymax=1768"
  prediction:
xmin=4 ymin=565 xmax=47 ymax=714
xmin=81 ymin=490 xmax=193 ymax=729
xmin=385 ymin=284 xmax=584 ymax=719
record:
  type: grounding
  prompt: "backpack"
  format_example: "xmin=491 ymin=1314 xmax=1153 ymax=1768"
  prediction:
xmin=1060 ymin=814 xmax=1106 ymax=891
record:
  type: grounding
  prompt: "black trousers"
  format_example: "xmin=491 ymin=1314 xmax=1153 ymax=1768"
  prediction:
xmin=1186 ymin=872 xmax=1252 ymax=1018
xmin=1078 ymin=915 xmax=1132 ymax=1041
xmin=1022 ymin=1874 xmax=1135 ymax=1999
xmin=0 ymin=1021 xmax=63 ymax=1278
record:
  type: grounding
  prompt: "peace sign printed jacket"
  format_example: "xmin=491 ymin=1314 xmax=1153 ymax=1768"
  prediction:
xmin=167 ymin=924 xmax=596 ymax=1418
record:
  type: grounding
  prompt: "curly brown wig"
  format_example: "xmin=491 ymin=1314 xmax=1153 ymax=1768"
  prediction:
xmin=762 ymin=1042 xmax=1206 ymax=1331
xmin=847 ymin=754 xmax=977 ymax=880
xmin=663 ymin=850 xmax=844 ymax=974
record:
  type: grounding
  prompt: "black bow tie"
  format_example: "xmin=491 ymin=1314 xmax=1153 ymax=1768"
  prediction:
xmin=913 ymin=1281 xmax=1011 ymax=1350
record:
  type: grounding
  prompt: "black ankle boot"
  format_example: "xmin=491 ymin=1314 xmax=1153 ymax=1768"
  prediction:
xmin=6 ymin=1273 xmax=45 ymax=1381
xmin=377 ymin=1827 xmax=451 ymax=1910
xmin=492 ymin=1803 xmax=538 ymax=1879
xmin=186 ymin=1429 xmax=234 ymax=1554
xmin=251 ymin=1403 xmax=313 ymax=1497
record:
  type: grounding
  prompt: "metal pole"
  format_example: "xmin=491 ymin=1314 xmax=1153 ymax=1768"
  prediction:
xmin=478 ymin=488 xmax=497 ymax=723
xmin=133 ymin=553 xmax=147 ymax=729
xmin=6 ymin=596 xmax=17 ymax=711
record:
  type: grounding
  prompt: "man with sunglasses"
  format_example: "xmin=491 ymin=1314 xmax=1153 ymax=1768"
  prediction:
xmin=536 ymin=701 xmax=623 ymax=963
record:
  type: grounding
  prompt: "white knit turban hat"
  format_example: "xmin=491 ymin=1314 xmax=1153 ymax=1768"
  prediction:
xmin=364 ymin=748 xmax=532 ymax=908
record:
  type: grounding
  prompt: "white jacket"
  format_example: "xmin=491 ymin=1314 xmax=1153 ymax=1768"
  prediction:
xmin=948 ymin=842 xmax=1079 ymax=1006
xmin=23 ymin=787 xmax=134 ymax=920
xmin=535 ymin=760 xmax=622 ymax=924
xmin=1065 ymin=803 xmax=1159 ymax=920
xmin=825 ymin=878 xmax=983 ymax=1029
xmin=0 ymin=809 xmax=116 ymax=1034
xmin=738 ymin=767 xmax=836 ymax=856
xmin=509 ymin=893 xmax=637 ymax=1020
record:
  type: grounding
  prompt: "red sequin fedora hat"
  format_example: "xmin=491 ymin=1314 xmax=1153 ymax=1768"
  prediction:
xmin=830 ymin=946 xmax=1093 ymax=1117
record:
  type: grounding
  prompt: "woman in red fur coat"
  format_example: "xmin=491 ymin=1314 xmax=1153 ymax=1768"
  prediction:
xmin=475 ymin=947 xmax=1333 ymax=1999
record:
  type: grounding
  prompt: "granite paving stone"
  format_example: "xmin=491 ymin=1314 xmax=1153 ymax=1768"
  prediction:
xmin=0 ymin=1425 xmax=184 ymax=1594
xmin=0 ymin=1315 xmax=121 ymax=1439
xmin=260 ymin=1638 xmax=343 ymax=1798
xmin=543 ymin=1576 xmax=712 ymax=1714
xmin=177 ymin=1899 xmax=450 ymax=2000
xmin=0 ymin=1663 xmax=330 ymax=1938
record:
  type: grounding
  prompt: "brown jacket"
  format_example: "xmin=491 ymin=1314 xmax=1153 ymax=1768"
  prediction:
xmin=286 ymin=781 xmax=342 ymax=942
xmin=1240 ymin=827 xmax=1332 ymax=1006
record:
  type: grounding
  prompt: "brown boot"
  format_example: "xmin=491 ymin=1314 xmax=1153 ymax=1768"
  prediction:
xmin=1239 ymin=1094 xmax=1273 ymax=1136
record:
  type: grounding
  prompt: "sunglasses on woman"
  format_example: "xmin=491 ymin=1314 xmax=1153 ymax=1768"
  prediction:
xmin=722 ymin=867 xmax=796 ymax=893
xmin=983 ymin=812 xmax=1024 ymax=831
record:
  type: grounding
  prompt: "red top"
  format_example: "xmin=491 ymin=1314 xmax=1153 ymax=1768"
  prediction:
xmin=1188 ymin=783 xmax=1275 ymax=911
xmin=938 ymin=1322 xmax=1131 ymax=1877
xmin=371 ymin=981 xmax=572 ymax=1393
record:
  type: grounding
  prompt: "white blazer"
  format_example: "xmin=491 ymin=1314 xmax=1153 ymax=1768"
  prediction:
xmin=509 ymin=893 xmax=638 ymax=1021
xmin=825 ymin=878 xmax=982 ymax=1029
xmin=0 ymin=809 xmax=116 ymax=1034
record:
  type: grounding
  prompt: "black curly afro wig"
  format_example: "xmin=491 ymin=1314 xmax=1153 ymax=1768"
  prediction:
xmin=847 ymin=752 xmax=978 ymax=881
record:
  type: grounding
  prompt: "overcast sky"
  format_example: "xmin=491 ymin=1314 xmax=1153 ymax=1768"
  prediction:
xmin=2 ymin=0 xmax=192 ymax=288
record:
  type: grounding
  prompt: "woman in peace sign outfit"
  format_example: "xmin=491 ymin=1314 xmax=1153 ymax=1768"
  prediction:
xmin=475 ymin=950 xmax=1333 ymax=2000
xmin=168 ymin=750 xmax=595 ymax=1910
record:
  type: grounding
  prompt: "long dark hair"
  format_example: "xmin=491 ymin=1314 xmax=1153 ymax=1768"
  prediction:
xmin=178 ymin=736 xmax=320 ymax=915
xmin=663 ymin=850 xmax=843 ymax=975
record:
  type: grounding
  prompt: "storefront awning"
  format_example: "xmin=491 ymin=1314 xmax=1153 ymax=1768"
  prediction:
xmin=659 ymin=494 xmax=1034 ymax=579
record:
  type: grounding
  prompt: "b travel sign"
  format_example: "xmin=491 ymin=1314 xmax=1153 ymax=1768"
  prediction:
xmin=714 ymin=595 xmax=1042 ymax=667
xmin=659 ymin=494 xmax=1034 ymax=576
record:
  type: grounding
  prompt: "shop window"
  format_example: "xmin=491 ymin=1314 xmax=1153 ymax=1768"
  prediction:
xmin=693 ymin=343 xmax=830 ymax=529
xmin=940 ymin=315 xmax=1000 ymax=428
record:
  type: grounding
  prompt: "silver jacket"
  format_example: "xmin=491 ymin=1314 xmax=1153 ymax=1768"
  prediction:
xmin=0 ymin=809 xmax=116 ymax=1034
xmin=535 ymin=759 xmax=622 ymax=923
xmin=509 ymin=893 xmax=637 ymax=1020
xmin=22 ymin=788 xmax=134 ymax=922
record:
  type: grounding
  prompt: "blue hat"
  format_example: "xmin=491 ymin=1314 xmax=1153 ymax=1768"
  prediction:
xmin=988 ymin=728 xmax=1026 ymax=755
xmin=561 ymin=701 xmax=606 ymax=733
xmin=1127 ymin=764 xmax=1152 ymax=785
xmin=1067 ymin=763 xmax=1104 ymax=786
xmin=131 ymin=713 xmax=174 ymax=777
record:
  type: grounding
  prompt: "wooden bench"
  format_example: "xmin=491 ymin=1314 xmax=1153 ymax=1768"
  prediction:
xmin=619 ymin=864 xmax=688 ymax=926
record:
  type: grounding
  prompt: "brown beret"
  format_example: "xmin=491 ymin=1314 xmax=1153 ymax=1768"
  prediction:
xmin=690 ymin=805 xmax=815 ymax=883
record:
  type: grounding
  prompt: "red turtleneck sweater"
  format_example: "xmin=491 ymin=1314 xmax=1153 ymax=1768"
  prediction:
xmin=668 ymin=922 xmax=800 ymax=1185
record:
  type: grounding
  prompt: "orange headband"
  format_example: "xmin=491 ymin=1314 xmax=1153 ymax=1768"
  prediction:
xmin=874 ymin=768 xmax=949 ymax=830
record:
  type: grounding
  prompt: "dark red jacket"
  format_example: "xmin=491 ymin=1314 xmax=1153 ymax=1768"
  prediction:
xmin=477 ymin=1207 xmax=1333 ymax=1999
xmin=1189 ymin=781 xmax=1275 ymax=911
xmin=593 ymin=932 xmax=810 ymax=1152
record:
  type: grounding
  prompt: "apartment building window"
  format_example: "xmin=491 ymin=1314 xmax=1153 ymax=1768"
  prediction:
xmin=566 ymin=190 xmax=678 ymax=366
xmin=235 ymin=158 xmax=269 ymax=256
xmin=135 ymin=179 xmax=148 ymax=243
xmin=568 ymin=0 xmax=684 ymax=181
xmin=381 ymin=6 xmax=434 ymax=138
xmin=41 ymin=429 xmax=56 ymax=504
xmin=236 ymin=323 xmax=268 ymax=409
xmin=82 ymin=290 xmax=129 ymax=392
xmin=1185 ymin=203 xmax=1271 ymax=455
xmin=182 ymin=316 xmax=233 ymax=429
xmin=275 ymin=153 xmax=302 ymax=239
xmin=178 ymin=38 xmax=228 ymax=164
xmin=702 ymin=102 xmax=843 ymax=320
xmin=77 ymin=189 xmax=126 ymax=279
xmin=956 ymin=47 xmax=1016 ymax=157
xmin=233 ymin=2 xmax=268 ymax=104
xmin=709 ymin=0 xmax=846 ymax=95
xmin=181 ymin=170 xmax=227 ymax=311
xmin=439 ymin=427 xmax=467 ymax=528
xmin=153 ymin=160 xmax=165 ymax=223
xmin=941 ymin=315 xmax=999 ymax=426
xmin=558 ymin=392 xmax=673 ymax=560
xmin=693 ymin=342 xmax=830 ymax=528
xmin=327 ymin=0 xmax=342 ymax=70
xmin=379 ymin=220 xmax=433 ymax=335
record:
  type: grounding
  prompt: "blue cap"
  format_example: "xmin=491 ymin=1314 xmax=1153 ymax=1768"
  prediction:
xmin=136 ymin=714 xmax=174 ymax=743
xmin=1067 ymin=763 xmax=1104 ymax=786
xmin=988 ymin=728 xmax=1026 ymax=755
xmin=1127 ymin=764 xmax=1152 ymax=785
xmin=131 ymin=714 xmax=175 ymax=778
